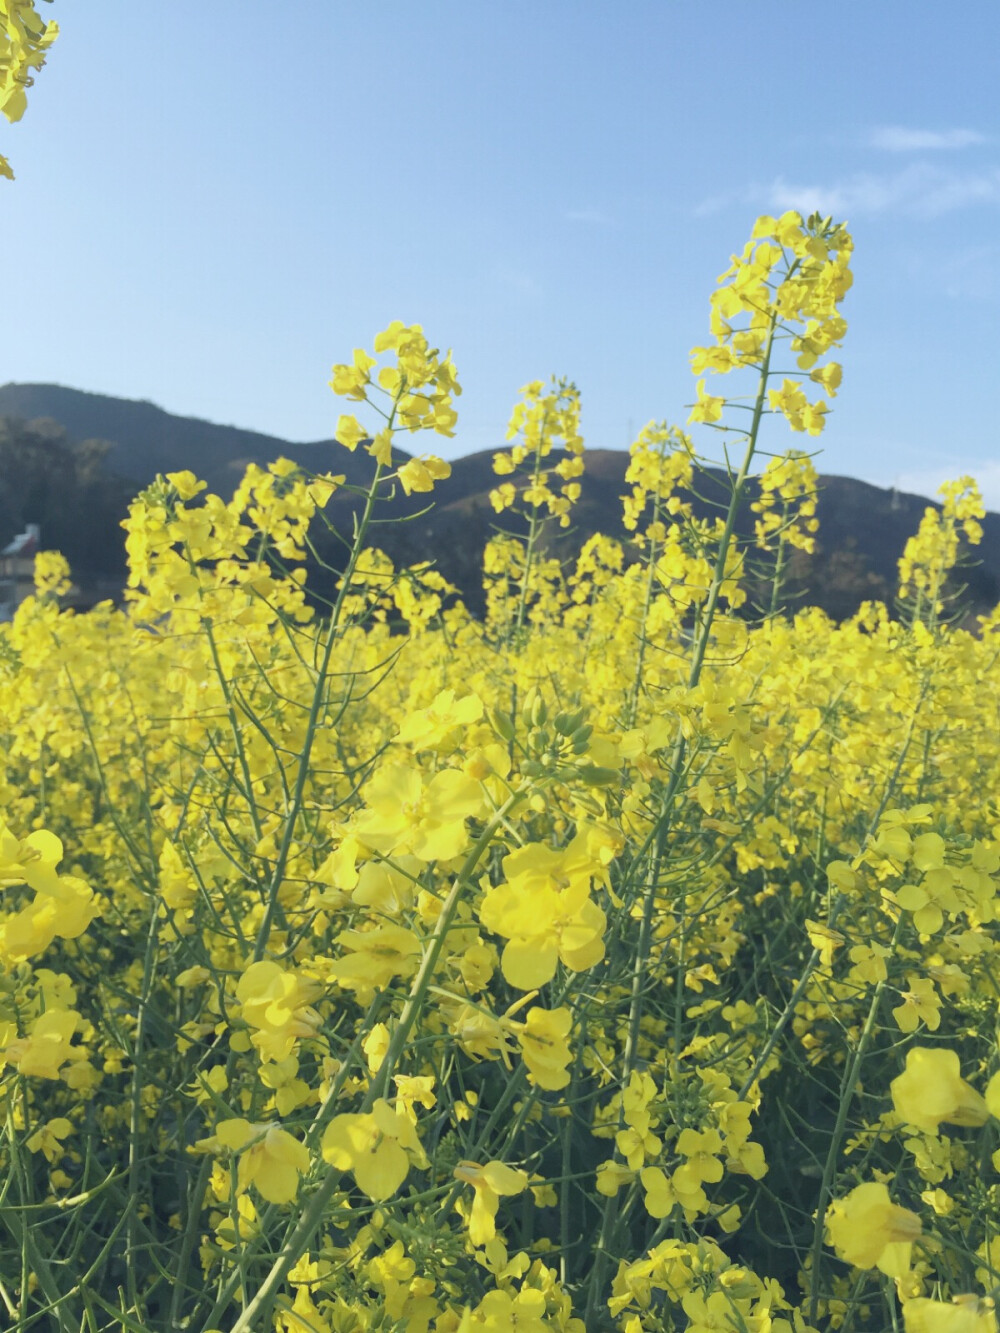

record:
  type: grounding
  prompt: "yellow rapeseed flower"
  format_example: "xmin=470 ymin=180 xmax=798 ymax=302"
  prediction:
xmin=826 ymin=1182 xmax=921 ymax=1275
xmin=903 ymin=1296 xmax=998 ymax=1333
xmin=890 ymin=1048 xmax=989 ymax=1134
xmin=322 ymin=1098 xmax=426 ymax=1201
xmin=193 ymin=1118 xmax=310 ymax=1204
xmin=453 ymin=1159 xmax=529 ymax=1246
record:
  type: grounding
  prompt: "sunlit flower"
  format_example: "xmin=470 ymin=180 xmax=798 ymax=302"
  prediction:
xmin=453 ymin=1159 xmax=529 ymax=1245
xmin=192 ymin=1118 xmax=310 ymax=1204
xmin=322 ymin=1098 xmax=427 ymax=1201
xmin=826 ymin=1182 xmax=921 ymax=1275
xmin=891 ymin=1047 xmax=989 ymax=1134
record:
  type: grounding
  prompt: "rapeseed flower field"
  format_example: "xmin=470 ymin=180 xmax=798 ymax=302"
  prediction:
xmin=3 ymin=207 xmax=1000 ymax=1333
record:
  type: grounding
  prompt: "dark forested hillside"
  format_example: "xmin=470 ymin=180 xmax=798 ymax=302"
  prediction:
xmin=1 ymin=382 xmax=996 ymax=622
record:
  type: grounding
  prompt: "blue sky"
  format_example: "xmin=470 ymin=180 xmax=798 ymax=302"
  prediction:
xmin=4 ymin=2 xmax=1000 ymax=504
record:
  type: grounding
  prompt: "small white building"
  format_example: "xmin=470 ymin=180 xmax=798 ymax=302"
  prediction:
xmin=0 ymin=524 xmax=40 ymax=621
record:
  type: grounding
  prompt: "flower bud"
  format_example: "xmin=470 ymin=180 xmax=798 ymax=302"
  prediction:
xmin=490 ymin=709 xmax=515 ymax=742
xmin=553 ymin=708 xmax=586 ymax=737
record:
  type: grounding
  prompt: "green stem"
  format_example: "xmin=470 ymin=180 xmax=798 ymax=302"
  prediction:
xmin=623 ymin=486 xmax=663 ymax=732
xmin=584 ymin=313 xmax=781 ymax=1328
xmin=768 ymin=528 xmax=788 ymax=618
xmin=205 ymin=787 xmax=526 ymax=1333
xmin=737 ymin=673 xmax=930 ymax=1103
xmin=250 ymin=455 xmax=387 ymax=962
xmin=685 ymin=315 xmax=777 ymax=691
xmin=200 ymin=617 xmax=266 ymax=844
xmin=2 ymin=1098 xmax=76 ymax=1333
xmin=807 ymin=920 xmax=903 ymax=1325
xmin=166 ymin=1155 xmax=214 ymax=1331
xmin=124 ymin=900 xmax=161 ymax=1313
xmin=511 ymin=410 xmax=552 ymax=647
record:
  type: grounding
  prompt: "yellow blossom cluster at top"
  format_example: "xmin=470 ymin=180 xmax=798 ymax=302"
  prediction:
xmin=689 ymin=209 xmax=852 ymax=437
xmin=490 ymin=377 xmax=584 ymax=527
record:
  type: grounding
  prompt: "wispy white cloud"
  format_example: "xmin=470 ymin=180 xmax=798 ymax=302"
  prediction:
xmin=769 ymin=174 xmax=894 ymax=217
xmin=489 ymin=266 xmax=542 ymax=301
xmin=767 ymin=163 xmax=1000 ymax=219
xmin=565 ymin=207 xmax=612 ymax=225
xmin=868 ymin=126 xmax=987 ymax=152
xmin=692 ymin=191 xmax=738 ymax=218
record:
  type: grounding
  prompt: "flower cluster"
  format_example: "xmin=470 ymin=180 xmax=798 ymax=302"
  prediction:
xmin=5 ymin=213 xmax=1000 ymax=1333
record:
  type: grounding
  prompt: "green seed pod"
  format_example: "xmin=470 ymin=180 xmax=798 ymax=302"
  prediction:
xmin=553 ymin=708 xmax=585 ymax=737
xmin=525 ymin=689 xmax=548 ymax=728
xmin=490 ymin=708 xmax=515 ymax=742
xmin=570 ymin=724 xmax=593 ymax=753
xmin=575 ymin=764 xmax=619 ymax=787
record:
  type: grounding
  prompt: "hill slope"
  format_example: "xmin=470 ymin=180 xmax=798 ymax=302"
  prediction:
xmin=1 ymin=382 xmax=995 ymax=621
xmin=0 ymin=382 xmax=380 ymax=493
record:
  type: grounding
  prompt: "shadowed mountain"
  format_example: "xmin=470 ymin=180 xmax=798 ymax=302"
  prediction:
xmin=0 ymin=382 xmax=996 ymax=622
xmin=0 ymin=382 xmax=380 ymax=493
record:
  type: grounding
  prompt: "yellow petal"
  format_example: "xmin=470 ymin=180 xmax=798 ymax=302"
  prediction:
xmin=501 ymin=938 xmax=558 ymax=990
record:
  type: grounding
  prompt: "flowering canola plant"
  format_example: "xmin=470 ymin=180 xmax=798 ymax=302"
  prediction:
xmin=3 ymin=213 xmax=1000 ymax=1333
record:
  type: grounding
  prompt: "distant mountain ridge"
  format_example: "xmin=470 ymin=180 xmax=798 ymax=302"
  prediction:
xmin=1 ymin=381 xmax=997 ymax=622
xmin=0 ymin=382 xmax=377 ymax=493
